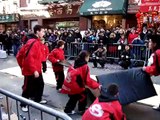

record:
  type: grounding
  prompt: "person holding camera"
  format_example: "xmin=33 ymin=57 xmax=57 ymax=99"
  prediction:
xmin=92 ymin=46 xmax=107 ymax=68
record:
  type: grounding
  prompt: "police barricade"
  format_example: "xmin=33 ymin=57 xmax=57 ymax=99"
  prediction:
xmin=66 ymin=42 xmax=99 ymax=59
xmin=106 ymin=43 xmax=148 ymax=61
xmin=0 ymin=88 xmax=72 ymax=120
xmin=65 ymin=42 xmax=149 ymax=64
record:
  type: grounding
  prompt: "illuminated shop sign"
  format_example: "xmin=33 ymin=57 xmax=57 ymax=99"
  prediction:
xmin=87 ymin=0 xmax=112 ymax=14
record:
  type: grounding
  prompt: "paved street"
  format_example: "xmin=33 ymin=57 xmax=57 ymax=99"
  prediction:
xmin=0 ymin=56 xmax=160 ymax=120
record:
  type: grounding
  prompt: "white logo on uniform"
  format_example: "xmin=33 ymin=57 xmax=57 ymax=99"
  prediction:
xmin=89 ymin=104 xmax=104 ymax=117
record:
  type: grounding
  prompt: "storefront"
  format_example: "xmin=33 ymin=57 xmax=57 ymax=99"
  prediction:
xmin=136 ymin=0 xmax=160 ymax=30
xmin=42 ymin=2 xmax=82 ymax=29
xmin=0 ymin=14 xmax=20 ymax=32
xmin=79 ymin=0 xmax=127 ymax=29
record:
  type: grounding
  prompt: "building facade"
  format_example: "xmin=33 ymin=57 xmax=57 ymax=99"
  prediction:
xmin=19 ymin=0 xmax=142 ymax=30
xmin=0 ymin=0 xmax=20 ymax=32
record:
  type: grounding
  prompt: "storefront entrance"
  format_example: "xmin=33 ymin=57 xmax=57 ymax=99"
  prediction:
xmin=92 ymin=15 xmax=123 ymax=29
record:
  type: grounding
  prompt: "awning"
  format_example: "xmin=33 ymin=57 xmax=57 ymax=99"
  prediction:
xmin=140 ymin=3 xmax=160 ymax=12
xmin=38 ymin=0 xmax=59 ymax=4
xmin=80 ymin=0 xmax=127 ymax=16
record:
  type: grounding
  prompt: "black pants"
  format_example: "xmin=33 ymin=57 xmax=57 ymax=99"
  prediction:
xmin=64 ymin=91 xmax=87 ymax=113
xmin=54 ymin=71 xmax=64 ymax=90
xmin=20 ymin=74 xmax=44 ymax=107
xmin=119 ymin=60 xmax=131 ymax=69
xmin=93 ymin=58 xmax=105 ymax=68
xmin=42 ymin=61 xmax=47 ymax=73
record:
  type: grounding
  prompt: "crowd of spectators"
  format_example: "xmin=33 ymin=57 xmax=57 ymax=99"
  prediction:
xmin=0 ymin=26 xmax=158 ymax=59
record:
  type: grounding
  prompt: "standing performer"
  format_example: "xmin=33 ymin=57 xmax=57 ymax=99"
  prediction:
xmin=48 ymin=40 xmax=65 ymax=91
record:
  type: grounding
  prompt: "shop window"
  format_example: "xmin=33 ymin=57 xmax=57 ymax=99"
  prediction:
xmin=92 ymin=15 xmax=123 ymax=29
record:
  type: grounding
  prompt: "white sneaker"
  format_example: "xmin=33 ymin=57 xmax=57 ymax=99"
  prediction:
xmin=153 ymin=106 xmax=160 ymax=111
xmin=58 ymin=88 xmax=62 ymax=93
xmin=39 ymin=100 xmax=47 ymax=104
xmin=64 ymin=110 xmax=76 ymax=115
xmin=21 ymin=106 xmax=28 ymax=112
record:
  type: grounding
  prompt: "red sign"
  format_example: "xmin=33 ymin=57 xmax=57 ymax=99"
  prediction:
xmin=140 ymin=4 xmax=160 ymax=12
xmin=141 ymin=0 xmax=159 ymax=3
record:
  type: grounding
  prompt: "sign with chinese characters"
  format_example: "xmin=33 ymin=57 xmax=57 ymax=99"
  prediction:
xmin=48 ymin=3 xmax=81 ymax=17
xmin=0 ymin=14 xmax=19 ymax=23
xmin=140 ymin=4 xmax=160 ymax=12
xmin=141 ymin=0 xmax=159 ymax=3
xmin=128 ymin=0 xmax=140 ymax=13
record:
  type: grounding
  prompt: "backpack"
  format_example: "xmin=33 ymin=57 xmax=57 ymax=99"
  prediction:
xmin=61 ymin=65 xmax=88 ymax=95
xmin=16 ymin=40 xmax=36 ymax=68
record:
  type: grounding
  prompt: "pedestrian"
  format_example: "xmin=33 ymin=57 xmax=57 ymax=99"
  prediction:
xmin=143 ymin=34 xmax=160 ymax=111
xmin=41 ymin=40 xmax=49 ymax=73
xmin=16 ymin=25 xmax=47 ymax=112
xmin=61 ymin=50 xmax=100 ymax=115
xmin=48 ymin=40 xmax=65 ymax=91
xmin=82 ymin=83 xmax=126 ymax=120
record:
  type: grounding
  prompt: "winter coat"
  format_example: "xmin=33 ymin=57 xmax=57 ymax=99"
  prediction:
xmin=82 ymin=88 xmax=126 ymax=120
xmin=145 ymin=49 xmax=160 ymax=76
xmin=16 ymin=38 xmax=43 ymax=75
xmin=41 ymin=44 xmax=49 ymax=62
xmin=62 ymin=59 xmax=99 ymax=94
xmin=48 ymin=48 xmax=65 ymax=72
xmin=128 ymin=33 xmax=138 ymax=44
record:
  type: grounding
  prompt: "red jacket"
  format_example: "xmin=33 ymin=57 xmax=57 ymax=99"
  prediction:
xmin=145 ymin=49 xmax=160 ymax=76
xmin=16 ymin=38 xmax=43 ymax=75
xmin=77 ymin=64 xmax=99 ymax=89
xmin=61 ymin=64 xmax=99 ymax=94
xmin=128 ymin=33 xmax=138 ymax=44
xmin=82 ymin=98 xmax=126 ymax=120
xmin=48 ymin=48 xmax=65 ymax=72
xmin=41 ymin=44 xmax=49 ymax=62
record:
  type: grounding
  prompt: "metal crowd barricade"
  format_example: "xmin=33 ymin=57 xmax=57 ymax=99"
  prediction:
xmin=0 ymin=88 xmax=72 ymax=120
xmin=65 ymin=42 xmax=99 ymax=59
xmin=65 ymin=42 xmax=149 ymax=63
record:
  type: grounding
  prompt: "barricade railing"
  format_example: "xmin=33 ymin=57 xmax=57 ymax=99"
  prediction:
xmin=65 ymin=42 xmax=151 ymax=63
xmin=0 ymin=88 xmax=72 ymax=120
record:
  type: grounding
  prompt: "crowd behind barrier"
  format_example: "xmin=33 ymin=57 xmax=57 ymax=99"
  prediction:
xmin=0 ymin=88 xmax=72 ymax=120
xmin=65 ymin=42 xmax=151 ymax=64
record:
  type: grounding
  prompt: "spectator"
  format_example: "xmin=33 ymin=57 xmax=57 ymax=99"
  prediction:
xmin=92 ymin=46 xmax=107 ymax=68
xmin=128 ymin=28 xmax=138 ymax=44
xmin=119 ymin=45 xmax=131 ymax=69
xmin=12 ymin=33 xmax=21 ymax=56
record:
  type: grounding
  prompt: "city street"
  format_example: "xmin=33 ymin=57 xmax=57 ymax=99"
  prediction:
xmin=0 ymin=56 xmax=160 ymax=120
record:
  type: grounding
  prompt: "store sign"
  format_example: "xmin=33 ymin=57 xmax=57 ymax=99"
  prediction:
xmin=56 ymin=21 xmax=79 ymax=28
xmin=128 ymin=0 xmax=140 ymax=13
xmin=87 ymin=0 xmax=112 ymax=14
xmin=48 ymin=4 xmax=81 ymax=17
xmin=141 ymin=0 xmax=159 ymax=3
xmin=0 ymin=14 xmax=19 ymax=23
xmin=140 ymin=4 xmax=160 ymax=12
xmin=92 ymin=1 xmax=111 ymax=8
